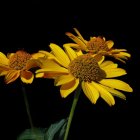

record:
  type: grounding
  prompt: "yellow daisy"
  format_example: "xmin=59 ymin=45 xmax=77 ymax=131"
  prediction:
xmin=64 ymin=28 xmax=131 ymax=63
xmin=0 ymin=50 xmax=44 ymax=84
xmin=36 ymin=43 xmax=133 ymax=106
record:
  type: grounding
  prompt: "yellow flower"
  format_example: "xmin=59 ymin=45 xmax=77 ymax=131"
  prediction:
xmin=36 ymin=43 xmax=133 ymax=106
xmin=64 ymin=28 xmax=131 ymax=63
xmin=0 ymin=50 xmax=43 ymax=84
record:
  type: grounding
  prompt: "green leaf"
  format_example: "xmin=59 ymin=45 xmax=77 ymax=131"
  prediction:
xmin=45 ymin=118 xmax=67 ymax=140
xmin=17 ymin=128 xmax=45 ymax=140
xmin=17 ymin=118 xmax=67 ymax=140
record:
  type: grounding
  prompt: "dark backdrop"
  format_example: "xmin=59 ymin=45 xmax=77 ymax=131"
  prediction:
xmin=0 ymin=2 xmax=139 ymax=140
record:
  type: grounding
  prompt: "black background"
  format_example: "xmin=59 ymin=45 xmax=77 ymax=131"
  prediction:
xmin=0 ymin=2 xmax=140 ymax=140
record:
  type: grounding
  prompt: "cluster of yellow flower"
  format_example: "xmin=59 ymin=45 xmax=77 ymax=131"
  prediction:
xmin=0 ymin=28 xmax=133 ymax=106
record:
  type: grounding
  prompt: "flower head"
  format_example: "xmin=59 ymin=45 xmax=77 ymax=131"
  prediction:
xmin=36 ymin=43 xmax=133 ymax=106
xmin=0 ymin=50 xmax=43 ymax=84
xmin=64 ymin=28 xmax=131 ymax=63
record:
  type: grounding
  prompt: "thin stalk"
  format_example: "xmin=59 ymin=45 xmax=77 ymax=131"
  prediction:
xmin=64 ymin=85 xmax=81 ymax=140
xmin=21 ymin=83 xmax=34 ymax=129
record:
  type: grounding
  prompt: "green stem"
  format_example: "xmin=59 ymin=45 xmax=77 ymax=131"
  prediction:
xmin=64 ymin=85 xmax=81 ymax=140
xmin=21 ymin=83 xmax=34 ymax=129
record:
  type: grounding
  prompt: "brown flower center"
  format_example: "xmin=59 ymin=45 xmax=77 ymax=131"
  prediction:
xmin=87 ymin=37 xmax=109 ymax=53
xmin=68 ymin=54 xmax=106 ymax=82
xmin=9 ymin=51 xmax=31 ymax=70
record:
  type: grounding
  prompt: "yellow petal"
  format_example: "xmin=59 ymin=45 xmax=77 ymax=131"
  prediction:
xmin=73 ymin=28 xmax=86 ymax=42
xmin=0 ymin=52 xmax=9 ymax=66
xmin=49 ymin=43 xmax=70 ymax=68
xmin=35 ymin=72 xmax=45 ymax=78
xmin=5 ymin=70 xmax=20 ymax=84
xmin=106 ymin=40 xmax=114 ymax=49
xmin=38 ymin=50 xmax=64 ymax=65
xmin=100 ymin=61 xmax=114 ymax=67
xmin=111 ymin=49 xmax=127 ymax=53
xmin=92 ymin=81 xmax=115 ymax=106
xmin=76 ymin=50 xmax=83 ymax=56
xmin=25 ymin=59 xmax=41 ymax=70
xmin=55 ymin=74 xmax=75 ymax=86
xmin=65 ymin=32 xmax=87 ymax=50
xmin=100 ymin=84 xmax=126 ymax=100
xmin=36 ymin=59 xmax=69 ymax=74
xmin=0 ymin=70 xmax=8 ymax=76
xmin=63 ymin=43 xmax=80 ymax=49
xmin=100 ymin=62 xmax=118 ymax=69
xmin=114 ymin=57 xmax=126 ymax=63
xmin=100 ymin=79 xmax=133 ymax=92
xmin=0 ymin=65 xmax=10 ymax=71
xmin=36 ymin=67 xmax=68 ymax=74
xmin=31 ymin=52 xmax=45 ymax=59
xmin=97 ymin=56 xmax=105 ymax=65
xmin=63 ymin=45 xmax=77 ymax=60
xmin=7 ymin=53 xmax=14 ymax=59
xmin=117 ymin=52 xmax=131 ymax=58
xmin=104 ymin=68 xmax=127 ymax=78
xmin=39 ymin=50 xmax=57 ymax=58
xmin=36 ymin=72 xmax=65 ymax=78
xmin=60 ymin=79 xmax=79 ymax=98
xmin=82 ymin=81 xmax=99 ymax=104
xmin=36 ymin=57 xmax=50 ymax=68
xmin=103 ymin=37 xmax=106 ymax=41
xmin=20 ymin=71 xmax=34 ymax=84
xmin=36 ymin=58 xmax=68 ymax=72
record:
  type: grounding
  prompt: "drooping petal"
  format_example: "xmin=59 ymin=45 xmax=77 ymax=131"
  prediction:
xmin=100 ymin=79 xmax=133 ymax=92
xmin=55 ymin=74 xmax=75 ymax=86
xmin=0 ymin=52 xmax=9 ymax=66
xmin=92 ymin=81 xmax=115 ymax=106
xmin=20 ymin=71 xmax=34 ymax=84
xmin=106 ymin=40 xmax=114 ymax=49
xmin=63 ymin=45 xmax=77 ymax=61
xmin=65 ymin=32 xmax=87 ymax=50
xmin=5 ymin=70 xmax=20 ymax=84
xmin=104 ymin=68 xmax=127 ymax=78
xmin=49 ymin=43 xmax=70 ymax=68
xmin=100 ymin=84 xmax=126 ymax=100
xmin=60 ymin=79 xmax=79 ymax=98
xmin=82 ymin=81 xmax=99 ymax=104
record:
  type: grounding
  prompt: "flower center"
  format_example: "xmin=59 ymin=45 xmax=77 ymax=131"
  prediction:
xmin=68 ymin=54 xmax=106 ymax=82
xmin=87 ymin=37 xmax=109 ymax=53
xmin=9 ymin=50 xmax=31 ymax=70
